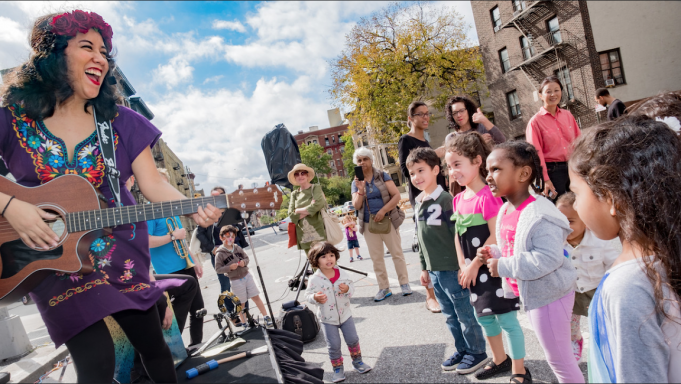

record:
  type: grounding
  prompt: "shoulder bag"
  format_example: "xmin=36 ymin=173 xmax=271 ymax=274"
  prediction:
xmin=364 ymin=194 xmax=391 ymax=234
xmin=317 ymin=185 xmax=344 ymax=245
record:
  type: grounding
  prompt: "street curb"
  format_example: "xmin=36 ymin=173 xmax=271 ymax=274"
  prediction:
xmin=5 ymin=345 xmax=68 ymax=383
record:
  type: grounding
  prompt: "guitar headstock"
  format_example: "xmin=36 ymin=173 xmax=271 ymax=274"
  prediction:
xmin=227 ymin=185 xmax=282 ymax=211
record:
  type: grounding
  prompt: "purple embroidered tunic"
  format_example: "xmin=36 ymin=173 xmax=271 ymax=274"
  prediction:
xmin=0 ymin=104 xmax=181 ymax=347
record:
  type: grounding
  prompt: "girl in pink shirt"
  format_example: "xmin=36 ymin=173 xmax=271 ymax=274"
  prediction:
xmin=526 ymin=75 xmax=581 ymax=201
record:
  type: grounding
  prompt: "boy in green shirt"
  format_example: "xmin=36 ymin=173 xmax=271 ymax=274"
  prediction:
xmin=407 ymin=147 xmax=488 ymax=374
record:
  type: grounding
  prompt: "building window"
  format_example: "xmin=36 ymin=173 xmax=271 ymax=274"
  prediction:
xmin=332 ymin=136 xmax=335 ymax=143
xmin=499 ymin=48 xmax=510 ymax=73
xmin=507 ymin=90 xmax=521 ymax=119
xmin=327 ymin=149 xmax=332 ymax=155
xmin=340 ymin=147 xmax=345 ymax=153
xmin=490 ymin=6 xmax=501 ymax=32
xmin=391 ymin=173 xmax=401 ymax=186
xmin=329 ymin=160 xmax=335 ymax=168
xmin=555 ymin=67 xmax=574 ymax=101
xmin=307 ymin=141 xmax=311 ymax=145
xmin=313 ymin=139 xmax=318 ymax=144
xmin=339 ymin=170 xmax=344 ymax=177
xmin=512 ymin=0 xmax=526 ymax=13
xmin=325 ymin=138 xmax=330 ymax=146
xmin=520 ymin=36 xmax=535 ymax=61
xmin=599 ymin=48 xmax=626 ymax=86
xmin=547 ymin=16 xmax=561 ymax=45
xmin=338 ymin=134 xmax=342 ymax=142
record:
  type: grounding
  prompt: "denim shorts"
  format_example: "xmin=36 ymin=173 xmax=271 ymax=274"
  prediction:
xmin=347 ymin=239 xmax=360 ymax=249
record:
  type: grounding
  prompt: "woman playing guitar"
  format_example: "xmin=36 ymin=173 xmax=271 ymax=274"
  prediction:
xmin=0 ymin=11 xmax=220 ymax=382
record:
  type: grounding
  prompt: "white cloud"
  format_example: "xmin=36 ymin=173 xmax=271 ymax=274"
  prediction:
xmin=154 ymin=58 xmax=194 ymax=88
xmin=212 ymin=19 xmax=246 ymax=33
xmin=203 ymin=75 xmax=224 ymax=85
xmin=147 ymin=76 xmax=330 ymax=190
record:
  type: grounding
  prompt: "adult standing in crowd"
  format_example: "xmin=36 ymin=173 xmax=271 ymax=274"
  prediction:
xmin=595 ymin=88 xmax=626 ymax=121
xmin=287 ymin=163 xmax=327 ymax=254
xmin=0 ymin=11 xmax=220 ymax=382
xmin=444 ymin=95 xmax=506 ymax=145
xmin=352 ymin=148 xmax=411 ymax=302
xmin=526 ymin=75 xmax=581 ymax=201
xmin=398 ymin=101 xmax=446 ymax=312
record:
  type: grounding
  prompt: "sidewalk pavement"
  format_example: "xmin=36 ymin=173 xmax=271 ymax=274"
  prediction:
xmin=1 ymin=301 xmax=68 ymax=383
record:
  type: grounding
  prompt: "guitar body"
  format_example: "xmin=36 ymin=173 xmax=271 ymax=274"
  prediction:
xmin=0 ymin=175 xmax=103 ymax=305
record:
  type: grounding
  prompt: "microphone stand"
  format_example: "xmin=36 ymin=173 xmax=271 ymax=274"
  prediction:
xmin=242 ymin=218 xmax=277 ymax=329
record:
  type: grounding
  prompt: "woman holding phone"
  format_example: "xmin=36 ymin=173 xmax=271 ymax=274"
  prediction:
xmin=351 ymin=148 xmax=410 ymax=302
xmin=397 ymin=101 xmax=446 ymax=313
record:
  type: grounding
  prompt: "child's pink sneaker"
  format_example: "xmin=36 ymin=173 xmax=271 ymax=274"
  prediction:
xmin=572 ymin=338 xmax=583 ymax=361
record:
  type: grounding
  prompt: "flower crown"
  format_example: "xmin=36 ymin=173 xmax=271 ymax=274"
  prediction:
xmin=49 ymin=10 xmax=113 ymax=52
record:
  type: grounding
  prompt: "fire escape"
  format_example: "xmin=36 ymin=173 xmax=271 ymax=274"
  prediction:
xmin=500 ymin=1 xmax=594 ymax=125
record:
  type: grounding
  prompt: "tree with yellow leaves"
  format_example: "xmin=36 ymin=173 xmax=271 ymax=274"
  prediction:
xmin=330 ymin=2 xmax=485 ymax=146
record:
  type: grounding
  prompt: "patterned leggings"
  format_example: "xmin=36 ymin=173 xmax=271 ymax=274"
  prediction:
xmin=570 ymin=314 xmax=582 ymax=342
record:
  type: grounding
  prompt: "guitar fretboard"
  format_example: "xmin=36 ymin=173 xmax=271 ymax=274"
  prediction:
xmin=64 ymin=195 xmax=229 ymax=233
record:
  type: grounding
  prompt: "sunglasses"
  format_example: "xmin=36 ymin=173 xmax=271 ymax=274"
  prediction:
xmin=294 ymin=170 xmax=309 ymax=177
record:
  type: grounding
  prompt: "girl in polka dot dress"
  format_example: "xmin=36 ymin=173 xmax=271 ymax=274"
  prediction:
xmin=445 ymin=132 xmax=525 ymax=381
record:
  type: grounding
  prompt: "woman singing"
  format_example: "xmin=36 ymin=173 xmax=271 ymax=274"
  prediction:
xmin=0 ymin=11 xmax=220 ymax=382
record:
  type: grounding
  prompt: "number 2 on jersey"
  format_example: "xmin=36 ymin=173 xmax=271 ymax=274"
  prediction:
xmin=426 ymin=204 xmax=442 ymax=225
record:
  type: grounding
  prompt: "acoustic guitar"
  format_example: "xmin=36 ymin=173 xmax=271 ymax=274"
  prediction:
xmin=0 ymin=174 xmax=233 ymax=306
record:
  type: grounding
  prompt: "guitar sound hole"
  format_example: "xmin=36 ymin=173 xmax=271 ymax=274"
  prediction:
xmin=43 ymin=209 xmax=66 ymax=239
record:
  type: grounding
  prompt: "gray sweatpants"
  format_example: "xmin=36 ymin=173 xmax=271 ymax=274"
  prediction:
xmin=321 ymin=317 xmax=361 ymax=366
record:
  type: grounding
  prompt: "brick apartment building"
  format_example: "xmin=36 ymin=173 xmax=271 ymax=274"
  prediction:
xmin=471 ymin=1 xmax=681 ymax=139
xmin=293 ymin=109 xmax=349 ymax=178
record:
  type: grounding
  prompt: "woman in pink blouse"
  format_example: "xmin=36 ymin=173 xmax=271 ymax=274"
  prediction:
xmin=526 ymin=75 xmax=581 ymax=201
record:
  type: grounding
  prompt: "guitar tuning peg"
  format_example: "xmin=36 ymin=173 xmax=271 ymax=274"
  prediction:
xmin=267 ymin=187 xmax=272 ymax=192
xmin=253 ymin=189 xmax=258 ymax=194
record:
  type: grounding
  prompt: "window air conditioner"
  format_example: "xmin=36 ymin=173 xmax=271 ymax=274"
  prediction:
xmin=605 ymin=79 xmax=615 ymax=87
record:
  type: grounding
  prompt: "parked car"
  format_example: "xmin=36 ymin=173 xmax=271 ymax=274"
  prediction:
xmin=342 ymin=201 xmax=355 ymax=214
xmin=242 ymin=223 xmax=255 ymax=236
xmin=279 ymin=217 xmax=292 ymax=231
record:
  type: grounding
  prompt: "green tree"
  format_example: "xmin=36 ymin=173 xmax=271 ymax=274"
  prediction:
xmin=299 ymin=143 xmax=332 ymax=180
xmin=276 ymin=188 xmax=291 ymax=221
xmin=330 ymin=2 xmax=485 ymax=148
xmin=326 ymin=176 xmax=353 ymax=205
xmin=341 ymin=133 xmax=356 ymax=178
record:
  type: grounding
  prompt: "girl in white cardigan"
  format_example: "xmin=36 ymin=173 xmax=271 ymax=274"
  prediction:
xmin=305 ymin=242 xmax=372 ymax=382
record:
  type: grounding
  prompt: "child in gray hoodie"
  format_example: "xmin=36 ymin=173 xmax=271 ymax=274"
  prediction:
xmin=479 ymin=141 xmax=581 ymax=384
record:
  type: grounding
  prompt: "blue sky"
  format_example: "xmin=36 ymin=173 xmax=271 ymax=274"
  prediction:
xmin=0 ymin=1 xmax=477 ymax=191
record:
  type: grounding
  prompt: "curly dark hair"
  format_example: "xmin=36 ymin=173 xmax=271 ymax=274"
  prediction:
xmin=570 ymin=116 xmax=681 ymax=324
xmin=626 ymin=90 xmax=681 ymax=123
xmin=307 ymin=241 xmax=340 ymax=269
xmin=445 ymin=95 xmax=478 ymax=131
xmin=0 ymin=13 xmax=121 ymax=121
xmin=493 ymin=140 xmax=545 ymax=194
xmin=445 ymin=131 xmax=492 ymax=178
xmin=219 ymin=225 xmax=239 ymax=238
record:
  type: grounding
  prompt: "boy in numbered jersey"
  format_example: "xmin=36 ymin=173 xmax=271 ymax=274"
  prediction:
xmin=407 ymin=147 xmax=488 ymax=374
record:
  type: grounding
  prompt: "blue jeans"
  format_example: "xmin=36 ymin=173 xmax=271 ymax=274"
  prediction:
xmin=429 ymin=270 xmax=486 ymax=355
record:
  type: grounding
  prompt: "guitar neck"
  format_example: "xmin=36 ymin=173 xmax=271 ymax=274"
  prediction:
xmin=64 ymin=195 xmax=229 ymax=233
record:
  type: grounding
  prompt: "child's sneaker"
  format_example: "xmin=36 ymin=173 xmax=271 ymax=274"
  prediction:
xmin=352 ymin=360 xmax=372 ymax=374
xmin=356 ymin=255 xmax=363 ymax=260
xmin=264 ymin=316 xmax=274 ymax=328
xmin=441 ymin=351 xmax=464 ymax=371
xmin=456 ymin=353 xmax=489 ymax=374
xmin=373 ymin=288 xmax=392 ymax=301
xmin=350 ymin=257 xmax=354 ymax=263
xmin=572 ymin=338 xmax=583 ymax=361
xmin=331 ymin=366 xmax=346 ymax=382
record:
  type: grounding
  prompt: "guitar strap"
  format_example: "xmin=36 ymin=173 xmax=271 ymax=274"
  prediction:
xmin=93 ymin=106 xmax=122 ymax=207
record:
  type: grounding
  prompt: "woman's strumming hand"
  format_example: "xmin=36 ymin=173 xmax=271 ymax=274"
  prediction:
xmin=4 ymin=199 xmax=59 ymax=250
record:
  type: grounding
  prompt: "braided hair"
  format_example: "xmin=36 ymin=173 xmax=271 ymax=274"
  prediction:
xmin=494 ymin=141 xmax=545 ymax=194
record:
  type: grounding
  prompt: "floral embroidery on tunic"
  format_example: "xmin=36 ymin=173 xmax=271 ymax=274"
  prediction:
xmin=89 ymin=234 xmax=115 ymax=280
xmin=119 ymin=259 xmax=136 ymax=283
xmin=119 ymin=283 xmax=150 ymax=293
xmin=48 ymin=279 xmax=111 ymax=306
xmin=9 ymin=104 xmax=118 ymax=187
xmin=300 ymin=219 xmax=324 ymax=243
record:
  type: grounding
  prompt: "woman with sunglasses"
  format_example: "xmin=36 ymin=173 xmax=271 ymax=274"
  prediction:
xmin=444 ymin=95 xmax=506 ymax=145
xmin=398 ymin=101 xmax=448 ymax=313
xmin=287 ymin=164 xmax=326 ymax=254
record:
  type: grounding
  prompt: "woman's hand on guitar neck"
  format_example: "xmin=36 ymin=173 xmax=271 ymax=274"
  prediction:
xmin=4 ymin=198 xmax=60 ymax=250
xmin=191 ymin=189 xmax=222 ymax=228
